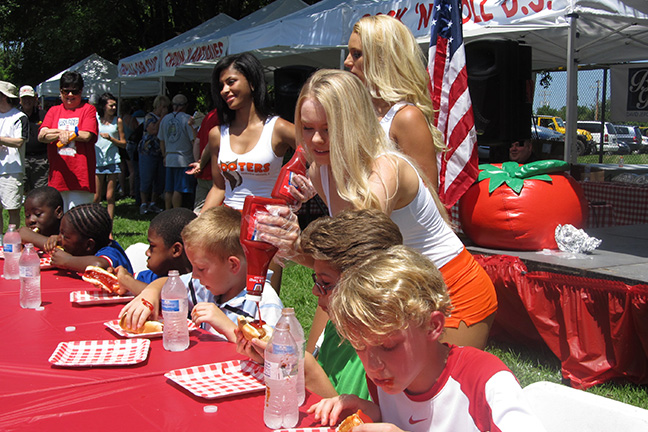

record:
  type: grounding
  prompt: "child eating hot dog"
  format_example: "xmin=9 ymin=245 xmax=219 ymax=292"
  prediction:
xmin=308 ymin=246 xmax=546 ymax=432
xmin=46 ymin=203 xmax=132 ymax=273
xmin=119 ymin=206 xmax=283 ymax=342
xmin=113 ymin=208 xmax=195 ymax=296
xmin=18 ymin=186 xmax=64 ymax=250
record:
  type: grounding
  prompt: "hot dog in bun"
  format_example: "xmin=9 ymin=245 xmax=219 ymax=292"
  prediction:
xmin=119 ymin=314 xmax=163 ymax=334
xmin=337 ymin=410 xmax=372 ymax=432
xmin=82 ymin=265 xmax=119 ymax=293
xmin=237 ymin=316 xmax=273 ymax=342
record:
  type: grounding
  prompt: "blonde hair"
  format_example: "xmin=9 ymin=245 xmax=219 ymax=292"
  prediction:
xmin=296 ymin=69 xmax=394 ymax=210
xmin=181 ymin=206 xmax=243 ymax=260
xmin=153 ymin=95 xmax=171 ymax=110
xmin=353 ymin=15 xmax=444 ymax=152
xmin=296 ymin=69 xmax=449 ymax=221
xmin=329 ymin=245 xmax=452 ymax=349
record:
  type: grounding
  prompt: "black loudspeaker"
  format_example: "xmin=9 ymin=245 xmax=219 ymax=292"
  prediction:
xmin=465 ymin=40 xmax=533 ymax=145
xmin=273 ymin=65 xmax=317 ymax=122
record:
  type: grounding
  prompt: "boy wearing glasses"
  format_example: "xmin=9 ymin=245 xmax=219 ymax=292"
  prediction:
xmin=38 ymin=71 xmax=98 ymax=211
xmin=236 ymin=208 xmax=403 ymax=400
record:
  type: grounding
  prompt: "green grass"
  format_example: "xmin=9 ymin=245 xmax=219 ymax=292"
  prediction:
xmin=7 ymin=197 xmax=648 ymax=410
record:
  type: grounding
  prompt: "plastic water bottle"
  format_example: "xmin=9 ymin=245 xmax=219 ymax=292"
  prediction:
xmin=3 ymin=224 xmax=21 ymax=280
xmin=277 ymin=307 xmax=306 ymax=406
xmin=264 ymin=321 xmax=299 ymax=429
xmin=161 ymin=270 xmax=189 ymax=352
xmin=19 ymin=243 xmax=41 ymax=309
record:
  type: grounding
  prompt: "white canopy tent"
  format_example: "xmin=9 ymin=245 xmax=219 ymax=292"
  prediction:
xmin=36 ymin=53 xmax=160 ymax=99
xmin=224 ymin=0 xmax=648 ymax=161
xmin=163 ymin=0 xmax=308 ymax=82
xmin=117 ymin=13 xmax=236 ymax=80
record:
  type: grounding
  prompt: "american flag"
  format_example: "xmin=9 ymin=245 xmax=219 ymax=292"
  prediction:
xmin=428 ymin=0 xmax=478 ymax=209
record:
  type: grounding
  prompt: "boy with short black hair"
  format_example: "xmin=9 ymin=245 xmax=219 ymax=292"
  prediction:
xmin=115 ymin=208 xmax=196 ymax=296
xmin=19 ymin=186 xmax=64 ymax=249
xmin=309 ymin=245 xmax=546 ymax=432
xmin=119 ymin=206 xmax=283 ymax=342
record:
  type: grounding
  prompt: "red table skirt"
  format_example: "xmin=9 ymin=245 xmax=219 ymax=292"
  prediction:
xmin=476 ymin=254 xmax=648 ymax=389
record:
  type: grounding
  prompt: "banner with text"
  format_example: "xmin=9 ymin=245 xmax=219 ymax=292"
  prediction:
xmin=162 ymin=37 xmax=229 ymax=70
xmin=611 ymin=64 xmax=648 ymax=122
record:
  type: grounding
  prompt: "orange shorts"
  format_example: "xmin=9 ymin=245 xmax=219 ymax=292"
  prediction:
xmin=439 ymin=247 xmax=497 ymax=328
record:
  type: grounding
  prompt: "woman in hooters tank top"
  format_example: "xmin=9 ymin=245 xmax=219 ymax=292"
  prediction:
xmin=202 ymin=53 xmax=296 ymax=211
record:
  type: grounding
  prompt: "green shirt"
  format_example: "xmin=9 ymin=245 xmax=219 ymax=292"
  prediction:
xmin=317 ymin=320 xmax=370 ymax=400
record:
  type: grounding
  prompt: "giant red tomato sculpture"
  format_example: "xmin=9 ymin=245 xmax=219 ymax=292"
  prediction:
xmin=459 ymin=161 xmax=588 ymax=250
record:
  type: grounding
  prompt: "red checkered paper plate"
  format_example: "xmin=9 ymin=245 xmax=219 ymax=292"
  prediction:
xmin=70 ymin=290 xmax=134 ymax=305
xmin=48 ymin=339 xmax=150 ymax=367
xmin=104 ymin=319 xmax=197 ymax=338
xmin=273 ymin=429 xmax=336 ymax=432
xmin=0 ymin=246 xmax=52 ymax=268
xmin=165 ymin=359 xmax=264 ymax=399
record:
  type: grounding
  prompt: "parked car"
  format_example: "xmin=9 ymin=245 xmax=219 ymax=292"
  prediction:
xmin=632 ymin=126 xmax=648 ymax=153
xmin=577 ymin=121 xmax=620 ymax=154
xmin=531 ymin=124 xmax=564 ymax=141
xmin=536 ymin=115 xmax=593 ymax=155
xmin=613 ymin=125 xmax=642 ymax=153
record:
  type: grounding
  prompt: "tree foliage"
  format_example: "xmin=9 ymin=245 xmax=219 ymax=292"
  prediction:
xmin=0 ymin=0 xmax=318 ymax=86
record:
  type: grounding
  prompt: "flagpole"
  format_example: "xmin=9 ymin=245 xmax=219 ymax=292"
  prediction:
xmin=565 ymin=12 xmax=579 ymax=164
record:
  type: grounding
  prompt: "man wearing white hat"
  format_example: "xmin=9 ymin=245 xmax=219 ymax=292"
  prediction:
xmin=19 ymin=85 xmax=48 ymax=191
xmin=0 ymin=80 xmax=28 ymax=229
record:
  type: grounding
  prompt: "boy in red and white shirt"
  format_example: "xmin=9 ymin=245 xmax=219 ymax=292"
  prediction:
xmin=308 ymin=245 xmax=546 ymax=432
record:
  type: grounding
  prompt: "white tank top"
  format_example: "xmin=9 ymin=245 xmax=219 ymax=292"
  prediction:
xmin=318 ymin=154 xmax=463 ymax=268
xmin=379 ymin=102 xmax=411 ymax=137
xmin=218 ymin=116 xmax=283 ymax=210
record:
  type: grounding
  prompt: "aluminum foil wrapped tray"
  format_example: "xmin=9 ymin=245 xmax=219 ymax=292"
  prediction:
xmin=555 ymin=224 xmax=602 ymax=253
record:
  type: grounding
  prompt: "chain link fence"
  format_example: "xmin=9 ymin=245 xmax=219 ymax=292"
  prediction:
xmin=533 ymin=69 xmax=648 ymax=165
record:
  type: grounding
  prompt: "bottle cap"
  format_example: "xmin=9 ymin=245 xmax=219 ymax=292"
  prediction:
xmin=203 ymin=405 xmax=218 ymax=414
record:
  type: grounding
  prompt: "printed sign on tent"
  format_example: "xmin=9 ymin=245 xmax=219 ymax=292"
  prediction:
xmin=611 ymin=64 xmax=648 ymax=122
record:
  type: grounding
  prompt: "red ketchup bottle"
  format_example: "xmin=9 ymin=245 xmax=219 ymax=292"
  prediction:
xmin=271 ymin=146 xmax=307 ymax=208
xmin=240 ymin=195 xmax=285 ymax=302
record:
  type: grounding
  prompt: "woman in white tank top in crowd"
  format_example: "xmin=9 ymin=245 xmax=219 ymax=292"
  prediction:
xmin=345 ymin=15 xmax=443 ymax=190
xmin=290 ymin=70 xmax=496 ymax=350
xmin=202 ymin=52 xmax=296 ymax=211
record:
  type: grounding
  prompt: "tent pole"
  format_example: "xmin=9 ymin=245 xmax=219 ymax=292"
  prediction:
xmin=565 ymin=12 xmax=579 ymax=164
xmin=339 ymin=48 xmax=345 ymax=70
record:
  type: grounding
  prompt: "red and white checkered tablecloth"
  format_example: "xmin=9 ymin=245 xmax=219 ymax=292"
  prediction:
xmin=580 ymin=181 xmax=648 ymax=226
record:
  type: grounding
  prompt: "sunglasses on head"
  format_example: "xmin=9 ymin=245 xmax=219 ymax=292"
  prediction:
xmin=60 ymin=88 xmax=82 ymax=95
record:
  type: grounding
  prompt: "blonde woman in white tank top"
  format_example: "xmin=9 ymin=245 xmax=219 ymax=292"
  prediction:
xmin=345 ymin=15 xmax=444 ymax=190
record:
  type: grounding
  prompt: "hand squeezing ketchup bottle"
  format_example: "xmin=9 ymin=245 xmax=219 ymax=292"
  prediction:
xmin=271 ymin=146 xmax=307 ymax=208
xmin=240 ymin=195 xmax=285 ymax=302
xmin=241 ymin=147 xmax=307 ymax=309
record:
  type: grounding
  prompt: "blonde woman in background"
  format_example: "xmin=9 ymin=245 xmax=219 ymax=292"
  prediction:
xmin=345 ymin=14 xmax=443 ymax=190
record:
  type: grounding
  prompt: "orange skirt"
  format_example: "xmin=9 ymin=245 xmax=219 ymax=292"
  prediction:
xmin=440 ymin=247 xmax=497 ymax=328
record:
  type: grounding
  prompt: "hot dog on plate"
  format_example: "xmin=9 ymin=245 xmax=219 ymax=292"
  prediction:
xmin=82 ymin=265 xmax=119 ymax=293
